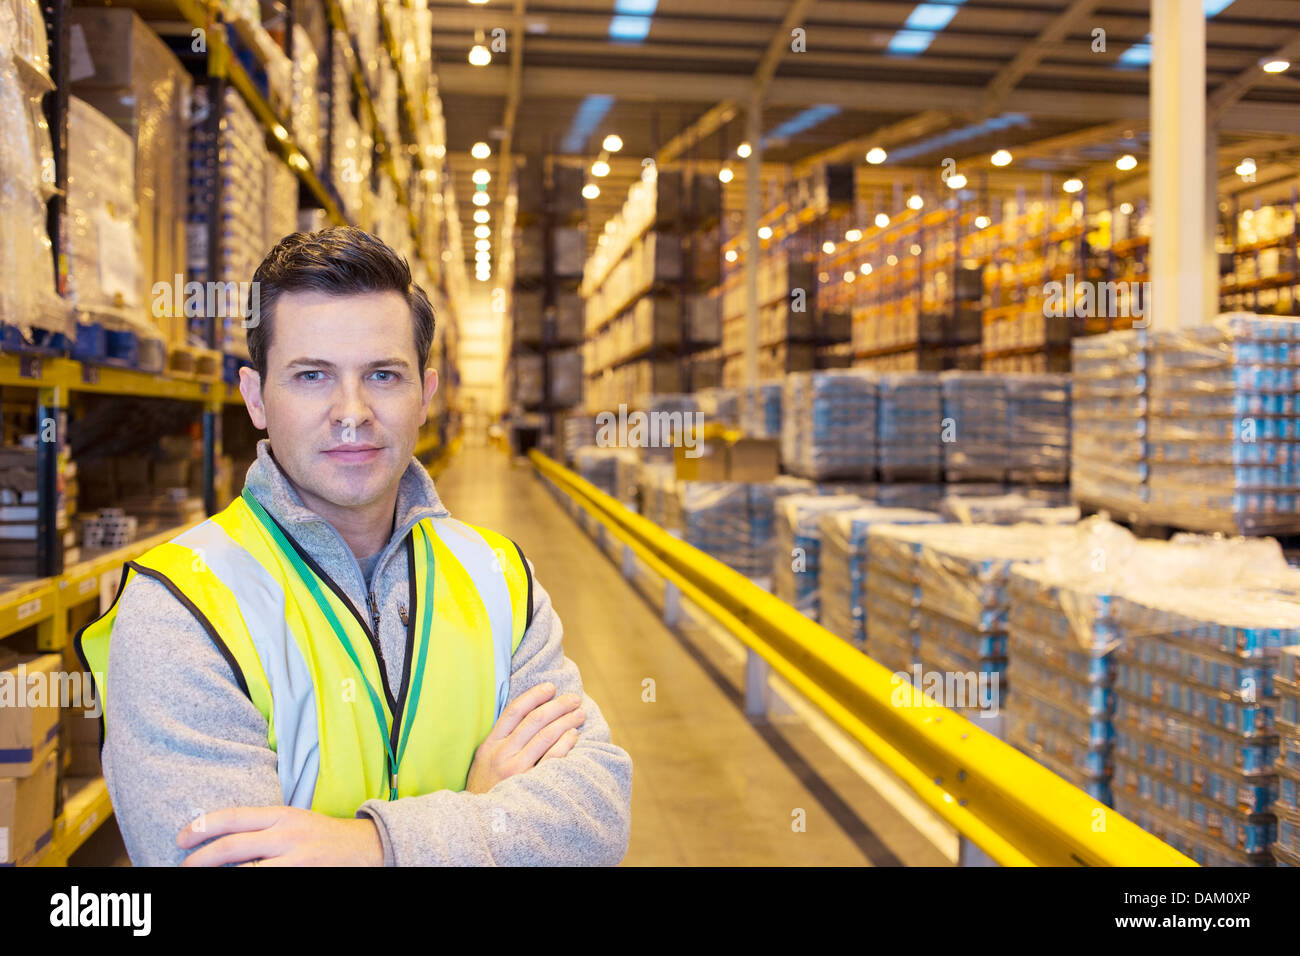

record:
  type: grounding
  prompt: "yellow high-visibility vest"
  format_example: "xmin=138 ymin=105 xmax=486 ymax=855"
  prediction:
xmin=75 ymin=489 xmax=532 ymax=817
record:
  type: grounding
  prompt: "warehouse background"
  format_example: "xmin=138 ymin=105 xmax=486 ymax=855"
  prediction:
xmin=1 ymin=0 xmax=1300 ymax=868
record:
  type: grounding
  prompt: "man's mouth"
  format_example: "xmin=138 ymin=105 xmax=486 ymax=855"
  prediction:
xmin=322 ymin=444 xmax=383 ymax=463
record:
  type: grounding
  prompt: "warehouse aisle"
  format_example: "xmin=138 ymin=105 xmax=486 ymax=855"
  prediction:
xmin=434 ymin=443 xmax=952 ymax=866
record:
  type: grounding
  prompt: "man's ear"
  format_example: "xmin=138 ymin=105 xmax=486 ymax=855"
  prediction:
xmin=420 ymin=368 xmax=439 ymax=424
xmin=239 ymin=366 xmax=268 ymax=430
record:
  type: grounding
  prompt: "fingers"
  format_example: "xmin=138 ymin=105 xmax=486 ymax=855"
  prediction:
xmin=486 ymin=682 xmax=557 ymax=741
xmin=180 ymin=830 xmax=282 ymax=867
xmin=502 ymin=692 xmax=582 ymax=754
xmin=539 ymin=727 xmax=581 ymax=763
xmin=516 ymin=706 xmax=586 ymax=768
xmin=176 ymin=806 xmax=282 ymax=849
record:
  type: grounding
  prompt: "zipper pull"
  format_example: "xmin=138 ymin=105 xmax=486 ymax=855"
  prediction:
xmin=367 ymin=590 xmax=381 ymax=631
xmin=397 ymin=603 xmax=409 ymax=627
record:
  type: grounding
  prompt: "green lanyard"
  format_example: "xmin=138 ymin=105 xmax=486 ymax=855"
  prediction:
xmin=242 ymin=490 xmax=435 ymax=801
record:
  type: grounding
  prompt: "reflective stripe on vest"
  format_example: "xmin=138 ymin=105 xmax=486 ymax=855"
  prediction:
xmin=75 ymin=495 xmax=533 ymax=818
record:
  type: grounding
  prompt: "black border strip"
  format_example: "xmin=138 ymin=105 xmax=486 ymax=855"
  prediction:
xmin=511 ymin=539 xmax=534 ymax=632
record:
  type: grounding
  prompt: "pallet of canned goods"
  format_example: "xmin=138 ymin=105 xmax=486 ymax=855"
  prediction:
xmin=1111 ymin=548 xmax=1300 ymax=866
xmin=781 ymin=370 xmax=879 ymax=480
xmin=1146 ymin=313 xmax=1300 ymax=535
xmin=876 ymin=373 xmax=942 ymax=481
xmin=1070 ymin=328 xmax=1150 ymax=517
xmin=772 ymin=494 xmax=868 ymax=621
xmin=818 ymin=506 xmax=941 ymax=648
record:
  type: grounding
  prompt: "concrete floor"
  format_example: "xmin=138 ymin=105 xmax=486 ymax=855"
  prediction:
xmin=439 ymin=440 xmax=953 ymax=867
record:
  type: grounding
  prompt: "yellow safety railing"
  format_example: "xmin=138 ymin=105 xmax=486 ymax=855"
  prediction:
xmin=530 ymin=449 xmax=1196 ymax=868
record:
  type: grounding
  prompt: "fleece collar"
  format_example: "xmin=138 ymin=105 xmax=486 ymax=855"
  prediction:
xmin=242 ymin=438 xmax=450 ymax=544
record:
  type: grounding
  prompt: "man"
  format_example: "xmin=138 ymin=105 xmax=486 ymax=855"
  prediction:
xmin=76 ymin=227 xmax=632 ymax=866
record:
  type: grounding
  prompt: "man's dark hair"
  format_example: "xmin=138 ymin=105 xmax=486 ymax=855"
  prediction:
xmin=247 ymin=226 xmax=436 ymax=381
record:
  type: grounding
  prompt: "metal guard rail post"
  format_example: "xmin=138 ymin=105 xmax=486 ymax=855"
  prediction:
xmin=530 ymin=449 xmax=1196 ymax=868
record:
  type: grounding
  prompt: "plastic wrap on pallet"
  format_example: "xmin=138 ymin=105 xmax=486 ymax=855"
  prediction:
xmin=679 ymin=481 xmax=753 ymax=575
xmin=1146 ymin=313 xmax=1300 ymax=534
xmin=637 ymin=460 xmax=677 ymax=530
xmin=771 ymin=494 xmax=867 ymax=621
xmin=782 ymin=369 xmax=879 ymax=480
xmin=747 ymin=476 xmax=817 ymax=581
xmin=876 ymin=373 xmax=942 ymax=479
xmin=66 ymin=97 xmax=144 ymax=331
xmin=1005 ymin=373 xmax=1071 ymax=483
xmin=912 ymin=524 xmax=1076 ymax=704
xmin=574 ymin=445 xmax=637 ymax=503
xmin=941 ymin=493 xmax=1080 ymax=526
xmin=562 ymin=413 xmax=598 ymax=467
xmin=0 ymin=12 xmax=68 ymax=340
xmin=696 ymin=387 xmax=740 ymax=429
xmin=1101 ymin=534 xmax=1300 ymax=864
xmin=741 ymin=381 xmax=783 ymax=440
xmin=819 ymin=506 xmax=941 ymax=647
xmin=635 ymin=393 xmax=700 ymax=464
xmin=1070 ymin=328 xmax=1150 ymax=512
xmin=941 ymin=371 xmax=1007 ymax=481
xmin=865 ymin=524 xmax=952 ymax=676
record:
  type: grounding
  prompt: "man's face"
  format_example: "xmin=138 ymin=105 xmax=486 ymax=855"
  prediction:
xmin=238 ymin=289 xmax=438 ymax=514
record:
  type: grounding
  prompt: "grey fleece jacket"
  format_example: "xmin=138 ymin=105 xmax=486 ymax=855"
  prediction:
xmin=100 ymin=439 xmax=633 ymax=866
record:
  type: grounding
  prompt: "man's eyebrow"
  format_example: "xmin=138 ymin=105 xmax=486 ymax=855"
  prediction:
xmin=284 ymin=357 xmax=412 ymax=370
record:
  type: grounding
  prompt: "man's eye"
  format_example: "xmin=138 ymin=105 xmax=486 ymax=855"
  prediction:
xmin=373 ymin=370 xmax=397 ymax=382
xmin=297 ymin=370 xmax=323 ymax=382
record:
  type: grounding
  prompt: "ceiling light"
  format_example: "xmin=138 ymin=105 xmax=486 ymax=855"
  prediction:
xmin=725 ymin=249 xmax=738 ymax=263
xmin=598 ymin=234 xmax=609 ymax=246
xmin=473 ymin=168 xmax=491 ymax=184
xmin=591 ymin=160 xmax=610 ymax=177
xmin=476 ymin=239 xmax=490 ymax=251
xmin=843 ymin=271 xmax=855 ymax=282
xmin=822 ymin=241 xmax=835 ymax=254
xmin=476 ymin=250 xmax=491 ymax=261
xmin=473 ymin=209 xmax=490 ymax=223
xmin=859 ymin=263 xmax=872 ymax=276
xmin=1236 ymin=158 xmax=1257 ymax=178
xmin=946 ymin=173 xmax=967 ymax=190
xmin=468 ymin=0 xmax=489 ymax=5
xmin=910 ymin=244 xmax=921 ymax=256
xmin=874 ymin=213 xmax=890 ymax=228
xmin=718 ymin=167 xmax=734 ymax=183
xmin=472 ymin=192 xmax=490 ymax=206
xmin=474 ymin=225 xmax=491 ymax=239
xmin=602 ymin=134 xmax=623 ymax=152
xmin=737 ymin=142 xmax=752 ymax=158
xmin=1119 ymin=202 xmax=1134 ymax=215
xmin=846 ymin=228 xmax=863 ymax=242
xmin=1262 ymin=59 xmax=1291 ymax=73
xmin=758 ymin=226 xmax=773 ymax=240
xmin=974 ymin=215 xmax=990 ymax=229
xmin=866 ymin=147 xmax=887 ymax=165
xmin=1116 ymin=154 xmax=1137 ymax=171
xmin=468 ymin=42 xmax=491 ymax=66
xmin=582 ymin=183 xmax=600 ymax=199
xmin=1063 ymin=178 xmax=1083 ymax=193
xmin=471 ymin=141 xmax=491 ymax=159
xmin=886 ymin=254 xmax=898 ymax=266
xmin=907 ymin=194 xmax=923 ymax=210
xmin=991 ymin=149 xmax=1012 ymax=167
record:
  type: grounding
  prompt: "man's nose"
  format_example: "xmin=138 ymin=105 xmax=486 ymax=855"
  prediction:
xmin=330 ymin=378 xmax=374 ymax=429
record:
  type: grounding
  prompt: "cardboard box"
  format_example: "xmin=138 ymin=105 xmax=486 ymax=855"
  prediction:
xmin=0 ymin=743 xmax=58 ymax=864
xmin=728 ymin=439 xmax=780 ymax=482
xmin=0 ymin=653 xmax=62 ymax=777
xmin=674 ymin=439 xmax=728 ymax=482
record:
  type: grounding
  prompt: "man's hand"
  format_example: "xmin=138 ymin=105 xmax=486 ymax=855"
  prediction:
xmin=177 ymin=807 xmax=384 ymax=867
xmin=465 ymin=682 xmax=586 ymax=794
